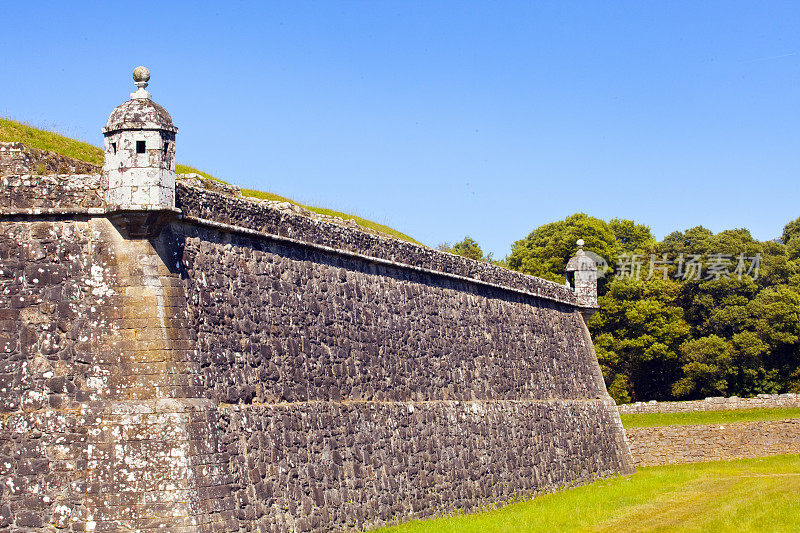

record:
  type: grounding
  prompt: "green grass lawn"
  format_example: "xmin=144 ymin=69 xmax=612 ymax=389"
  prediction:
xmin=373 ymin=455 xmax=800 ymax=533
xmin=620 ymin=407 xmax=800 ymax=428
xmin=1 ymin=117 xmax=419 ymax=243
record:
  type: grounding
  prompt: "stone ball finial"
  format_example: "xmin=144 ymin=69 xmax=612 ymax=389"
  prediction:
xmin=130 ymin=66 xmax=152 ymax=100
xmin=576 ymin=239 xmax=585 ymax=249
xmin=133 ymin=66 xmax=151 ymax=84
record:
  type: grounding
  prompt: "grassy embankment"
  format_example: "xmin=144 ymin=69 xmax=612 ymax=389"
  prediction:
xmin=620 ymin=407 xmax=800 ymax=428
xmin=0 ymin=118 xmax=419 ymax=244
xmin=374 ymin=455 xmax=800 ymax=533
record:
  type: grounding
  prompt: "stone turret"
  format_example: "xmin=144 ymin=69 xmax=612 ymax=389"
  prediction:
xmin=102 ymin=66 xmax=178 ymax=235
xmin=566 ymin=239 xmax=598 ymax=319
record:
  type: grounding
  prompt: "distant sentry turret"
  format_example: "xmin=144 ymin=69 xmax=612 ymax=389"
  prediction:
xmin=566 ymin=238 xmax=599 ymax=319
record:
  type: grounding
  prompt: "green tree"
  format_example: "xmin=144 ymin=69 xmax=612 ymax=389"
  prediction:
xmin=673 ymin=335 xmax=734 ymax=398
xmin=609 ymin=218 xmax=656 ymax=254
xmin=729 ymin=331 xmax=778 ymax=396
xmin=746 ymin=286 xmax=800 ymax=348
xmin=781 ymin=217 xmax=800 ymax=244
xmin=590 ymin=278 xmax=690 ymax=402
xmin=745 ymin=287 xmax=800 ymax=393
xmin=681 ymin=277 xmax=759 ymax=338
xmin=507 ymin=214 xmax=800 ymax=401
xmin=439 ymin=236 xmax=486 ymax=262
xmin=758 ymin=241 xmax=797 ymax=289
xmin=452 ymin=236 xmax=485 ymax=261
xmin=658 ymin=226 xmax=715 ymax=257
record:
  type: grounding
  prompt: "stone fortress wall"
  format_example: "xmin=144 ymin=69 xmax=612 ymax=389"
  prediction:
xmin=0 ymin=149 xmax=634 ymax=531
xmin=618 ymin=393 xmax=800 ymax=414
xmin=175 ymin=184 xmax=634 ymax=531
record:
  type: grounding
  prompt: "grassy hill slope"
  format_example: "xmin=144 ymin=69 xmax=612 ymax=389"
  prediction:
xmin=1 ymin=118 xmax=419 ymax=244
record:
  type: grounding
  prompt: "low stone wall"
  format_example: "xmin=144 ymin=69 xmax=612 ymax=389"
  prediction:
xmin=625 ymin=418 xmax=800 ymax=466
xmin=618 ymin=393 xmax=800 ymax=414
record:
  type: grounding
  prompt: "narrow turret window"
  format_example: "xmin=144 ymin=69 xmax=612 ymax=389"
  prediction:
xmin=163 ymin=141 xmax=170 ymax=156
xmin=136 ymin=141 xmax=146 ymax=153
xmin=111 ymin=142 xmax=117 ymax=155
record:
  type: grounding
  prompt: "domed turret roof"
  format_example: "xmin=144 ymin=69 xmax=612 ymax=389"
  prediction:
xmin=102 ymin=66 xmax=178 ymax=134
xmin=566 ymin=250 xmax=597 ymax=272
xmin=103 ymin=98 xmax=176 ymax=133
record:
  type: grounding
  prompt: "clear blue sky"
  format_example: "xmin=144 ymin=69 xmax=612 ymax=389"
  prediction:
xmin=3 ymin=1 xmax=798 ymax=256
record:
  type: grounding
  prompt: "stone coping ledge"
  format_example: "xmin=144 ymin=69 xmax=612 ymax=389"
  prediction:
xmin=109 ymin=205 xmax=182 ymax=213
xmin=0 ymin=398 xmax=218 ymax=418
xmin=0 ymin=200 xmax=582 ymax=307
xmin=182 ymin=213 xmax=581 ymax=307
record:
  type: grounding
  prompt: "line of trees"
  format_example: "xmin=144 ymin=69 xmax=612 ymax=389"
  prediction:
xmin=441 ymin=214 xmax=800 ymax=403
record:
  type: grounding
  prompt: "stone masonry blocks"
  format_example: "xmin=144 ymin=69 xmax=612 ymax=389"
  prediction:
xmin=103 ymin=128 xmax=175 ymax=212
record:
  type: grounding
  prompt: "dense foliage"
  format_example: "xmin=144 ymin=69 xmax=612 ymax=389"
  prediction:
xmin=438 ymin=236 xmax=486 ymax=261
xmin=505 ymin=214 xmax=800 ymax=403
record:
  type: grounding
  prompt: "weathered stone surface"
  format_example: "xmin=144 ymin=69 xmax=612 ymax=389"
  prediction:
xmin=621 ymin=395 xmax=800 ymax=468
xmin=178 ymin=175 xmax=242 ymax=199
xmin=625 ymin=418 xmax=800 ymax=466
xmin=0 ymin=398 xmax=227 ymax=531
xmin=0 ymin=216 xmax=231 ymax=531
xmin=179 ymin=224 xmax=605 ymax=404
xmin=104 ymin=99 xmax=175 ymax=134
xmin=0 ymin=172 xmax=104 ymax=211
xmin=218 ymin=400 xmax=629 ymax=531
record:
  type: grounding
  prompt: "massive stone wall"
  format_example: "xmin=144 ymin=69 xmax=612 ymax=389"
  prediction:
xmin=175 ymin=222 xmax=631 ymax=530
xmin=179 ymin=224 xmax=602 ymax=404
xmin=174 ymin=184 xmax=581 ymax=306
xmin=625 ymin=419 xmax=800 ymax=466
xmin=0 ymin=160 xmax=633 ymax=531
